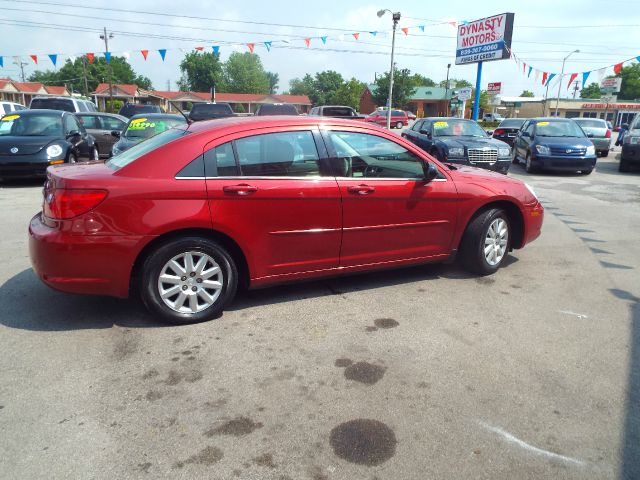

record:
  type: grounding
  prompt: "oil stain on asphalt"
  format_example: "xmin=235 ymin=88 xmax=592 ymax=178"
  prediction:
xmin=205 ymin=417 xmax=263 ymax=436
xmin=343 ymin=362 xmax=386 ymax=385
xmin=174 ymin=446 xmax=223 ymax=468
xmin=329 ymin=419 xmax=397 ymax=466
xmin=374 ymin=318 xmax=399 ymax=329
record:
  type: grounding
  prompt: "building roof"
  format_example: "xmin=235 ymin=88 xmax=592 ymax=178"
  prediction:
xmin=149 ymin=90 xmax=311 ymax=105
xmin=13 ymin=82 xmax=46 ymax=93
xmin=44 ymin=86 xmax=68 ymax=95
xmin=366 ymin=84 xmax=452 ymax=101
xmin=93 ymin=83 xmax=140 ymax=96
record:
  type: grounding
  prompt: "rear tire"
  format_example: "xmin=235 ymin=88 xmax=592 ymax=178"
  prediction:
xmin=581 ymin=168 xmax=593 ymax=175
xmin=395 ymin=121 xmax=403 ymax=129
xmin=67 ymin=152 xmax=77 ymax=164
xmin=140 ymin=237 xmax=238 ymax=324
xmin=525 ymin=153 xmax=536 ymax=173
xmin=511 ymin=148 xmax=519 ymax=164
xmin=619 ymin=158 xmax=631 ymax=172
xmin=460 ymin=208 xmax=511 ymax=276
xmin=601 ymin=150 xmax=609 ymax=157
xmin=92 ymin=146 xmax=99 ymax=161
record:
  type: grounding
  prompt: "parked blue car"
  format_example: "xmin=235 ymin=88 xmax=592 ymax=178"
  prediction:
xmin=513 ymin=117 xmax=597 ymax=174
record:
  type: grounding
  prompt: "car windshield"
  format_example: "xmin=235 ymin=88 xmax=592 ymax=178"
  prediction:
xmin=575 ymin=119 xmax=606 ymax=128
xmin=0 ymin=113 xmax=63 ymax=136
xmin=499 ymin=119 xmax=526 ymax=128
xmin=124 ymin=117 xmax=186 ymax=139
xmin=107 ymin=128 xmax=190 ymax=169
xmin=535 ymin=120 xmax=585 ymax=137
xmin=433 ymin=119 xmax=486 ymax=137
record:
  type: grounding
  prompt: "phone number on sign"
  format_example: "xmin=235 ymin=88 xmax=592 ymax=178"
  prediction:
xmin=458 ymin=43 xmax=500 ymax=57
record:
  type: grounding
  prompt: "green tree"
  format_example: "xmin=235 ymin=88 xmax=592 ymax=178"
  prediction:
xmin=372 ymin=68 xmax=417 ymax=109
xmin=580 ymin=82 xmax=602 ymax=99
xmin=312 ymin=70 xmax=345 ymax=105
xmin=520 ymin=90 xmax=535 ymax=97
xmin=439 ymin=78 xmax=472 ymax=88
xmin=289 ymin=74 xmax=315 ymax=98
xmin=28 ymin=56 xmax=152 ymax=95
xmin=615 ymin=63 xmax=640 ymax=100
xmin=266 ymin=72 xmax=279 ymax=94
xmin=177 ymin=51 xmax=224 ymax=92
xmin=330 ymin=78 xmax=367 ymax=110
xmin=410 ymin=74 xmax=436 ymax=87
xmin=223 ymin=52 xmax=270 ymax=94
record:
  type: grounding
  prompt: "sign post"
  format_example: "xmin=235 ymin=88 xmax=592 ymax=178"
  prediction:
xmin=472 ymin=62 xmax=483 ymax=121
xmin=456 ymin=87 xmax=472 ymax=118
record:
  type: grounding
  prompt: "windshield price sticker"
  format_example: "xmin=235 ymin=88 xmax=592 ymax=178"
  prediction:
xmin=1 ymin=115 xmax=19 ymax=121
xmin=434 ymin=121 xmax=449 ymax=128
xmin=128 ymin=121 xmax=156 ymax=131
xmin=537 ymin=121 xmax=550 ymax=126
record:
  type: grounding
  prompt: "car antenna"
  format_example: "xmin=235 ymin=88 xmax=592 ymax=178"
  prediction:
xmin=169 ymin=100 xmax=191 ymax=124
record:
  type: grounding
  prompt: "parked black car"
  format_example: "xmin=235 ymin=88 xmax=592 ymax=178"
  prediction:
xmin=188 ymin=102 xmax=234 ymax=122
xmin=254 ymin=103 xmax=299 ymax=115
xmin=512 ymin=117 xmax=597 ymax=174
xmin=620 ymin=115 xmax=640 ymax=172
xmin=76 ymin=112 xmax=127 ymax=158
xmin=118 ymin=103 xmax=162 ymax=118
xmin=0 ymin=109 xmax=97 ymax=180
xmin=111 ymin=113 xmax=187 ymax=156
xmin=402 ymin=117 xmax=512 ymax=173
xmin=492 ymin=118 xmax=527 ymax=147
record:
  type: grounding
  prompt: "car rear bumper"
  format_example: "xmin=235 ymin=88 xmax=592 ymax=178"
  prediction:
xmin=621 ymin=144 xmax=640 ymax=163
xmin=493 ymin=135 xmax=516 ymax=147
xmin=28 ymin=213 xmax=147 ymax=298
xmin=591 ymin=138 xmax=610 ymax=151
xmin=531 ymin=154 xmax=597 ymax=171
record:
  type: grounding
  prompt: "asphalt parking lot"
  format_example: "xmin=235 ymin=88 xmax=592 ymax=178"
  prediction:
xmin=1 ymin=153 xmax=639 ymax=479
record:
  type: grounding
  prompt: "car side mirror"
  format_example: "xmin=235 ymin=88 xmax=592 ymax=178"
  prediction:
xmin=486 ymin=130 xmax=494 ymax=136
xmin=111 ymin=130 xmax=121 ymax=138
xmin=66 ymin=130 xmax=81 ymax=139
xmin=522 ymin=131 xmax=530 ymax=138
xmin=587 ymin=133 xmax=594 ymax=138
xmin=419 ymin=129 xmax=431 ymax=137
xmin=423 ymin=162 xmax=439 ymax=182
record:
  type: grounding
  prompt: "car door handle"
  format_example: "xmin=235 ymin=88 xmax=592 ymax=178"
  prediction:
xmin=223 ymin=184 xmax=258 ymax=195
xmin=347 ymin=184 xmax=375 ymax=195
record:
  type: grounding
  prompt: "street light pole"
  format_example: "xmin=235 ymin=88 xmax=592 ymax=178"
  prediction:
xmin=444 ymin=63 xmax=451 ymax=116
xmin=555 ymin=49 xmax=579 ymax=116
xmin=377 ymin=9 xmax=401 ymax=129
xmin=100 ymin=27 xmax=114 ymax=111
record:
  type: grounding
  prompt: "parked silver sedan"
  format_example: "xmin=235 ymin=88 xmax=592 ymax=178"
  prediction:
xmin=574 ymin=118 xmax=612 ymax=157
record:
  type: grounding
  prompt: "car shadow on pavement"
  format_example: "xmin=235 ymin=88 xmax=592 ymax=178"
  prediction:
xmin=0 ymin=179 xmax=45 ymax=189
xmin=0 ymin=269 xmax=161 ymax=331
xmin=611 ymin=288 xmax=640 ymax=479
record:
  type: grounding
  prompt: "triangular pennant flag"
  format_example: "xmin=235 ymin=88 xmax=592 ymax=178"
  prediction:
xmin=637 ymin=56 xmax=640 ymax=63
xmin=304 ymin=38 xmax=311 ymax=48
xmin=30 ymin=55 xmax=38 ymax=64
xmin=195 ymin=46 xmax=204 ymax=51
xmin=613 ymin=62 xmax=623 ymax=75
xmin=528 ymin=66 xmax=532 ymax=77
xmin=122 ymin=51 xmax=130 ymax=60
xmin=264 ymin=41 xmax=272 ymax=52
xmin=448 ymin=21 xmax=457 ymax=27
xmin=247 ymin=43 xmax=255 ymax=53
xmin=212 ymin=46 xmax=220 ymax=56
xmin=582 ymin=71 xmax=591 ymax=88
xmin=140 ymin=50 xmax=148 ymax=60
xmin=104 ymin=52 xmax=111 ymax=63
xmin=48 ymin=54 xmax=57 ymax=66
xmin=534 ymin=70 xmax=540 ymax=83
xmin=401 ymin=27 xmax=409 ymax=35
xmin=542 ymin=72 xmax=548 ymax=86
xmin=567 ymin=72 xmax=578 ymax=90
xmin=546 ymin=73 xmax=556 ymax=86
xmin=352 ymin=33 xmax=359 ymax=40
xmin=321 ymin=36 xmax=327 ymax=44
xmin=158 ymin=49 xmax=166 ymax=61
xmin=523 ymin=62 xmax=526 ymax=74
xmin=86 ymin=52 xmax=95 ymax=64
xmin=369 ymin=31 xmax=377 ymax=36
xmin=0 ymin=56 xmax=3 ymax=68
xmin=418 ymin=25 xmax=425 ymax=32
xmin=69 ymin=55 xmax=76 ymax=63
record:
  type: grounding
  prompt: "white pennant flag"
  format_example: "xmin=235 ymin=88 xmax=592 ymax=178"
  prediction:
xmin=597 ymin=68 xmax=607 ymax=83
xmin=534 ymin=70 xmax=540 ymax=83
xmin=68 ymin=55 xmax=76 ymax=63
xmin=122 ymin=51 xmax=130 ymax=60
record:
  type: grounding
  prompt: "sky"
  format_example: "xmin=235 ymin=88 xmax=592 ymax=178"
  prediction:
xmin=1 ymin=0 xmax=640 ymax=98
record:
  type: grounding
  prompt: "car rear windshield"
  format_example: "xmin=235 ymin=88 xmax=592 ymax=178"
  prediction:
xmin=575 ymin=119 xmax=606 ymax=128
xmin=120 ymin=104 xmax=161 ymax=117
xmin=322 ymin=107 xmax=354 ymax=117
xmin=189 ymin=103 xmax=233 ymax=121
xmin=499 ymin=119 xmax=526 ymax=128
xmin=256 ymin=104 xmax=298 ymax=115
xmin=30 ymin=98 xmax=75 ymax=112
xmin=124 ymin=117 xmax=186 ymax=139
xmin=107 ymin=128 xmax=190 ymax=169
xmin=433 ymin=119 xmax=486 ymax=137
xmin=0 ymin=113 xmax=62 ymax=136
xmin=535 ymin=120 xmax=584 ymax=137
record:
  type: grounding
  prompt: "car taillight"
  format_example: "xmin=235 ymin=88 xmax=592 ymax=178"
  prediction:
xmin=493 ymin=129 xmax=506 ymax=135
xmin=44 ymin=189 xmax=108 ymax=219
xmin=605 ymin=129 xmax=611 ymax=138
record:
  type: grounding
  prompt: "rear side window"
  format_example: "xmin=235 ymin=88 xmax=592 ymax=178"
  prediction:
xmin=204 ymin=142 xmax=237 ymax=177
xmin=77 ymin=101 xmax=88 ymax=112
xmin=235 ymin=131 xmax=320 ymax=176
xmin=101 ymin=116 xmax=126 ymax=131
xmin=107 ymin=129 xmax=190 ymax=169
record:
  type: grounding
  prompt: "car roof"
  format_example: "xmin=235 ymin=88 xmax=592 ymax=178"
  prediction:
xmin=530 ymin=117 xmax=572 ymax=122
xmin=423 ymin=117 xmax=474 ymax=121
xmin=128 ymin=113 xmax=185 ymax=120
xmin=6 ymin=109 xmax=66 ymax=116
xmin=77 ymin=112 xmax=127 ymax=120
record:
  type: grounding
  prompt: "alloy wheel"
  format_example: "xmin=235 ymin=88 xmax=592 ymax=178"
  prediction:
xmin=484 ymin=218 xmax=509 ymax=266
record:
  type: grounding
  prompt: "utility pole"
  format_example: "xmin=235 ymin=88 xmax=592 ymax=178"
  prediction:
xmin=81 ymin=56 xmax=89 ymax=97
xmin=572 ymin=80 xmax=579 ymax=99
xmin=167 ymin=79 xmax=171 ymax=91
xmin=100 ymin=27 xmax=114 ymax=111
xmin=13 ymin=60 xmax=27 ymax=82
xmin=444 ymin=63 xmax=451 ymax=116
xmin=377 ymin=9 xmax=401 ymax=129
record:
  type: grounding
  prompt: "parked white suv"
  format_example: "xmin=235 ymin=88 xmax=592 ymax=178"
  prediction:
xmin=0 ymin=101 xmax=27 ymax=115
xmin=29 ymin=96 xmax=97 ymax=113
xmin=483 ymin=113 xmax=505 ymax=122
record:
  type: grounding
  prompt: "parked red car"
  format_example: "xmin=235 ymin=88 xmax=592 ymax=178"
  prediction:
xmin=29 ymin=116 xmax=543 ymax=324
xmin=366 ymin=110 xmax=409 ymax=129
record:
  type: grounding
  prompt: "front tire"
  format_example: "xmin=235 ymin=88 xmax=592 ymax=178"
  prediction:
xmin=525 ymin=153 xmax=536 ymax=173
xmin=140 ymin=237 xmax=238 ymax=324
xmin=395 ymin=121 xmax=403 ymax=129
xmin=460 ymin=208 xmax=511 ymax=276
xmin=511 ymin=148 xmax=519 ymax=164
xmin=91 ymin=146 xmax=99 ymax=161
xmin=67 ymin=152 xmax=78 ymax=164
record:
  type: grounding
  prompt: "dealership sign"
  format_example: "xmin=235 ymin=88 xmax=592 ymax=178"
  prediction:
xmin=488 ymin=82 xmax=502 ymax=94
xmin=455 ymin=13 xmax=515 ymax=65
xmin=600 ymin=77 xmax=622 ymax=93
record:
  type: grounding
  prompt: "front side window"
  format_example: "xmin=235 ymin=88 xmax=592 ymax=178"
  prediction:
xmin=64 ymin=115 xmax=82 ymax=133
xmin=325 ymin=131 xmax=425 ymax=179
xmin=79 ymin=115 xmax=100 ymax=129
xmin=411 ymin=120 xmax=423 ymax=131
xmin=234 ymin=131 xmax=321 ymax=176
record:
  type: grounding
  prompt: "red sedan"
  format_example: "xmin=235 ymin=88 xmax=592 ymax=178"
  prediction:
xmin=29 ymin=116 xmax=543 ymax=324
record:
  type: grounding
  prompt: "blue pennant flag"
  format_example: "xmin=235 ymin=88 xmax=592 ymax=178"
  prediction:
xmin=48 ymin=54 xmax=57 ymax=66
xmin=104 ymin=51 xmax=111 ymax=63
xmin=546 ymin=73 xmax=556 ymax=86
xmin=212 ymin=45 xmax=220 ymax=56
xmin=369 ymin=31 xmax=377 ymax=36
xmin=0 ymin=56 xmax=3 ymax=68
xmin=264 ymin=41 xmax=272 ymax=52
xmin=528 ymin=66 xmax=532 ymax=77
xmin=158 ymin=49 xmax=167 ymax=61
xmin=637 ymin=56 xmax=640 ymax=62
xmin=418 ymin=25 xmax=425 ymax=32
xmin=582 ymin=71 xmax=591 ymax=88
xmin=320 ymin=36 xmax=327 ymax=44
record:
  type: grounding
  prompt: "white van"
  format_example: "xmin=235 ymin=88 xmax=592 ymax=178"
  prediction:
xmin=0 ymin=101 xmax=27 ymax=116
xmin=29 ymin=96 xmax=97 ymax=113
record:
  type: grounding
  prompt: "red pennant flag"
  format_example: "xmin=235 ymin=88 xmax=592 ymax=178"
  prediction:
xmin=523 ymin=62 xmax=526 ymax=74
xmin=542 ymin=72 xmax=548 ymax=86
xmin=448 ymin=21 xmax=457 ymax=27
xmin=352 ymin=33 xmax=359 ymax=40
xmin=567 ymin=72 xmax=578 ymax=89
xmin=141 ymin=50 xmax=148 ymax=60
xmin=304 ymin=38 xmax=311 ymax=47
xmin=30 ymin=55 xmax=38 ymax=64
xmin=195 ymin=46 xmax=204 ymax=51
xmin=247 ymin=43 xmax=255 ymax=53
xmin=614 ymin=62 xmax=623 ymax=74
xmin=86 ymin=53 xmax=95 ymax=64
xmin=401 ymin=27 xmax=409 ymax=35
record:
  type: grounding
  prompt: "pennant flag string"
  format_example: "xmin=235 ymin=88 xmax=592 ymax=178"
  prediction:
xmin=212 ymin=46 xmax=220 ymax=56
xmin=320 ymin=36 xmax=327 ymax=44
xmin=581 ymin=71 xmax=591 ymax=88
xmin=140 ymin=50 xmax=148 ymax=60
